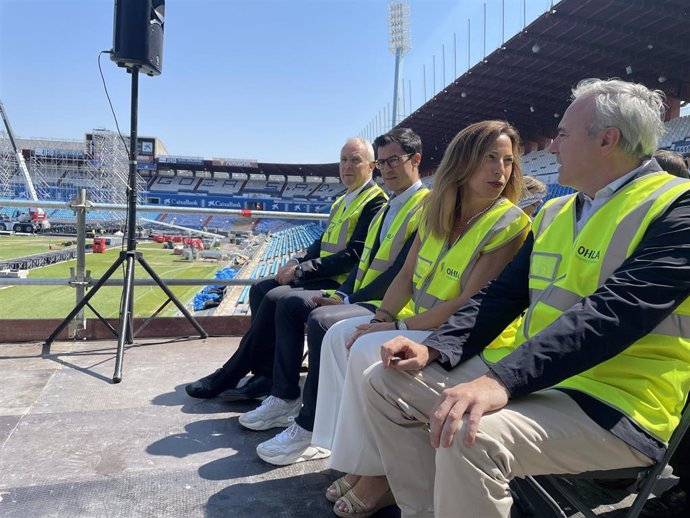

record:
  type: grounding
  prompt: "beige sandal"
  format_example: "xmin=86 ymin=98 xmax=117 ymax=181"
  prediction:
xmin=326 ymin=476 xmax=355 ymax=503
xmin=333 ymin=489 xmax=396 ymax=518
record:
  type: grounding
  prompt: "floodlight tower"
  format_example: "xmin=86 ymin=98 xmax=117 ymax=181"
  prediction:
xmin=388 ymin=1 xmax=411 ymax=129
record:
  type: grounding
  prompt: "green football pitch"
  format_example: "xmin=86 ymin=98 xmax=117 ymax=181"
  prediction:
xmin=0 ymin=236 xmax=226 ymax=319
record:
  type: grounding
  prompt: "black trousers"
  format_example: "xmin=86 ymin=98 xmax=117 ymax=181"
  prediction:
xmin=267 ymin=300 xmax=374 ymax=432
xmin=213 ymin=276 xmax=339 ymax=390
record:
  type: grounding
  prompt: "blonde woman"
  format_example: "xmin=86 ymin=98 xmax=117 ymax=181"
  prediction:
xmin=519 ymin=175 xmax=548 ymax=217
xmin=311 ymin=120 xmax=532 ymax=517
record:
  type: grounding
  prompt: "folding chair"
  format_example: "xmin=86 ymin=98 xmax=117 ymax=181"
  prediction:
xmin=522 ymin=401 xmax=690 ymax=518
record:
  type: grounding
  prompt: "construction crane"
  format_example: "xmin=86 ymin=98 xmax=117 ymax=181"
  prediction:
xmin=0 ymin=100 xmax=50 ymax=232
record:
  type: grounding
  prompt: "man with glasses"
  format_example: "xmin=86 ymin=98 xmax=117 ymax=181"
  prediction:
xmin=184 ymin=137 xmax=386 ymax=401
xmin=239 ymin=128 xmax=428 ymax=466
xmin=362 ymin=79 xmax=690 ymax=518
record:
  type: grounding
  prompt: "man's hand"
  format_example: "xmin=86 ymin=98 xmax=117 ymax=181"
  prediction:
xmin=429 ymin=374 xmax=510 ymax=449
xmin=345 ymin=321 xmax=396 ymax=349
xmin=311 ymin=296 xmax=343 ymax=307
xmin=275 ymin=263 xmax=297 ymax=285
xmin=380 ymin=336 xmax=435 ymax=370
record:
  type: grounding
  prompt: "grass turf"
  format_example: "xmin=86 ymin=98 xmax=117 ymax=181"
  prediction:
xmin=0 ymin=235 xmax=66 ymax=261
xmin=0 ymin=237 xmax=226 ymax=319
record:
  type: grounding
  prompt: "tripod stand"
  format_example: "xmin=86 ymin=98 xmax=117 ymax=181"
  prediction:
xmin=45 ymin=68 xmax=207 ymax=383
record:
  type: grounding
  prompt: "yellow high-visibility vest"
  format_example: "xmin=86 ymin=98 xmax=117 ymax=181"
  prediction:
xmin=412 ymin=198 xmax=530 ymax=315
xmin=353 ymin=188 xmax=429 ymax=317
xmin=320 ymin=183 xmax=386 ymax=283
xmin=487 ymin=172 xmax=690 ymax=442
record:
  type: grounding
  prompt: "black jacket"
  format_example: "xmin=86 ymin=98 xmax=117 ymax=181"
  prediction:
xmin=423 ymin=190 xmax=690 ymax=462
xmin=295 ymin=180 xmax=386 ymax=284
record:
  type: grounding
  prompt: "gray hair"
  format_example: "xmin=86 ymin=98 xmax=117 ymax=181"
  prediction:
xmin=572 ymin=78 xmax=666 ymax=160
xmin=344 ymin=137 xmax=375 ymax=162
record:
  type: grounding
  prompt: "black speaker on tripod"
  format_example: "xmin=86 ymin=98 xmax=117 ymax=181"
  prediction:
xmin=112 ymin=0 xmax=165 ymax=76
xmin=45 ymin=0 xmax=206 ymax=382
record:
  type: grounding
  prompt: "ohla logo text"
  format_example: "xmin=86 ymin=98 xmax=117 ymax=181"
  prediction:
xmin=445 ymin=266 xmax=460 ymax=279
xmin=577 ymin=245 xmax=600 ymax=260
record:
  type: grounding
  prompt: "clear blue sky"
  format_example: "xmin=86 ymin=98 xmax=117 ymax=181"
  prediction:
xmin=0 ymin=0 xmax=554 ymax=164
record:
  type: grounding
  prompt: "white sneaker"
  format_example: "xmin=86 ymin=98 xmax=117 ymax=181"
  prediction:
xmin=238 ymin=395 xmax=302 ymax=431
xmin=256 ymin=420 xmax=331 ymax=465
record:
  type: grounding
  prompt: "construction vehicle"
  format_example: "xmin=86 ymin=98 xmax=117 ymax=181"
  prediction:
xmin=0 ymin=101 xmax=50 ymax=232
xmin=0 ymin=207 xmax=49 ymax=233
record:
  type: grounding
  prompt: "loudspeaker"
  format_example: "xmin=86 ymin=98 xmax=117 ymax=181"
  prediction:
xmin=112 ymin=0 xmax=165 ymax=76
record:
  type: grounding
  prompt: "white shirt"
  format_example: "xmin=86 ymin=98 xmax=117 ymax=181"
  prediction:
xmin=576 ymin=161 xmax=649 ymax=231
xmin=340 ymin=180 xmax=423 ymax=304
xmin=341 ymin=180 xmax=369 ymax=211
xmin=380 ymin=180 xmax=424 ymax=238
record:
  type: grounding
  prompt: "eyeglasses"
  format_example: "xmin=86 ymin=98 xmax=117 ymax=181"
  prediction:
xmin=375 ymin=153 xmax=413 ymax=170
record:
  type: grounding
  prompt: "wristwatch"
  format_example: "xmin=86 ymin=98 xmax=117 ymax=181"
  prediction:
xmin=395 ymin=319 xmax=408 ymax=331
xmin=294 ymin=264 xmax=304 ymax=280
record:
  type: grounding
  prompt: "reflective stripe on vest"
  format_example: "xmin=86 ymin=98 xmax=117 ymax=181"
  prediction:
xmin=509 ymin=172 xmax=690 ymax=442
xmin=353 ymin=188 xmax=429 ymax=290
xmin=320 ymin=183 xmax=386 ymax=256
xmin=526 ymin=176 xmax=690 ymax=326
xmin=411 ymin=199 xmax=530 ymax=314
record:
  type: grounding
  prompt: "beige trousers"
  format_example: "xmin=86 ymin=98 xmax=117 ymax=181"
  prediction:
xmin=311 ymin=315 xmax=431 ymax=475
xmin=363 ymin=357 xmax=654 ymax=518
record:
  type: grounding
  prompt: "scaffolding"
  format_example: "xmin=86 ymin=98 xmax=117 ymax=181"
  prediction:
xmin=86 ymin=129 xmax=144 ymax=204
xmin=0 ymin=129 xmax=140 ymax=225
xmin=0 ymin=131 xmax=16 ymax=200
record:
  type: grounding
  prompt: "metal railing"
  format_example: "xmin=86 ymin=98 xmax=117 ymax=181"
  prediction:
xmin=0 ymin=190 xmax=328 ymax=336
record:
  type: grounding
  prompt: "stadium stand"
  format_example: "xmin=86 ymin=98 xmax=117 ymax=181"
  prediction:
xmin=231 ymin=223 xmax=321 ymax=312
xmin=203 ymin=215 xmax=240 ymax=231
xmin=660 ymin=115 xmax=690 ymax=148
xmin=282 ymin=176 xmax=319 ymax=199
xmin=47 ymin=208 xmax=127 ymax=223
xmin=309 ymin=179 xmax=345 ymax=200
xmin=194 ymin=177 xmax=244 ymax=195
xmin=148 ymin=176 xmax=198 ymax=192
xmin=522 ymin=149 xmax=558 ymax=177
xmin=242 ymin=179 xmax=284 ymax=197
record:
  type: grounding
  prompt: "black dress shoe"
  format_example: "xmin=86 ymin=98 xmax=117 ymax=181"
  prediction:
xmin=185 ymin=368 xmax=234 ymax=398
xmin=221 ymin=375 xmax=272 ymax=401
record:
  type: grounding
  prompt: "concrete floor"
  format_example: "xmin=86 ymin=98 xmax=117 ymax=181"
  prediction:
xmin=0 ymin=337 xmax=397 ymax=518
xmin=0 ymin=336 xmax=671 ymax=517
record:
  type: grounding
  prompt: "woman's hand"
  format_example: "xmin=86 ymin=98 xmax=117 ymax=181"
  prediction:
xmin=380 ymin=336 xmax=433 ymax=370
xmin=345 ymin=321 xmax=395 ymax=349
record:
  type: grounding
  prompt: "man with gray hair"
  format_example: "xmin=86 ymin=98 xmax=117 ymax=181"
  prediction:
xmin=185 ymin=137 xmax=386 ymax=401
xmin=358 ymin=78 xmax=690 ymax=517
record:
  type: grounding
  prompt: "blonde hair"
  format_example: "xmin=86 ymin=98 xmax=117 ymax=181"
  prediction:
xmin=522 ymin=175 xmax=547 ymax=198
xmin=425 ymin=120 xmax=524 ymax=237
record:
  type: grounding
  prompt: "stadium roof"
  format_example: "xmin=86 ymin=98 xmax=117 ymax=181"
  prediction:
xmin=401 ymin=0 xmax=690 ymax=169
xmin=83 ymin=0 xmax=690 ymax=179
